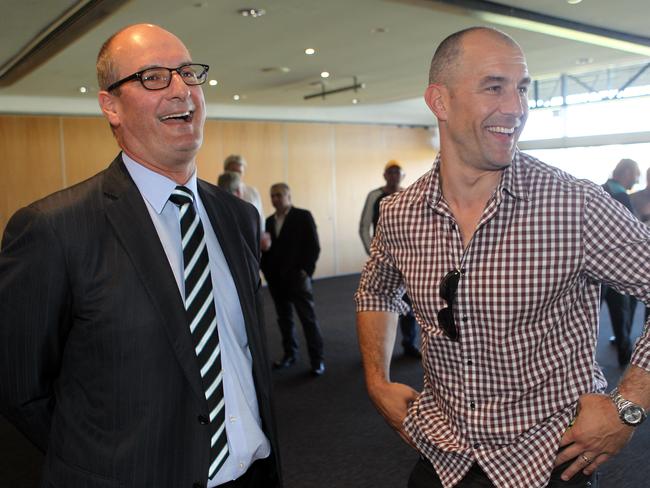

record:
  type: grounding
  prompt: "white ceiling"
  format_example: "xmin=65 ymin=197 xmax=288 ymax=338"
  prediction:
xmin=1 ymin=0 xmax=649 ymax=124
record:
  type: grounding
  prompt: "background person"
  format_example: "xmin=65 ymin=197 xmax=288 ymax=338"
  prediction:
xmin=359 ymin=160 xmax=420 ymax=358
xmin=261 ymin=183 xmax=325 ymax=376
xmin=602 ymin=158 xmax=641 ymax=366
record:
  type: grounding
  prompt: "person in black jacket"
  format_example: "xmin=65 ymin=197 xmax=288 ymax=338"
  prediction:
xmin=261 ymin=183 xmax=325 ymax=376
xmin=602 ymin=158 xmax=641 ymax=366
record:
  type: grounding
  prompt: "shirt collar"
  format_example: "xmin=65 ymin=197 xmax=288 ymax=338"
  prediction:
xmin=423 ymin=147 xmax=529 ymax=210
xmin=121 ymin=152 xmax=199 ymax=214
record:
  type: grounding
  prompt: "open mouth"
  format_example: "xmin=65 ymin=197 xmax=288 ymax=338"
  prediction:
xmin=486 ymin=126 xmax=516 ymax=136
xmin=159 ymin=111 xmax=193 ymax=123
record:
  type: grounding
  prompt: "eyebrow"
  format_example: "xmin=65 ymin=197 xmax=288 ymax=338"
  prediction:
xmin=479 ymin=75 xmax=532 ymax=86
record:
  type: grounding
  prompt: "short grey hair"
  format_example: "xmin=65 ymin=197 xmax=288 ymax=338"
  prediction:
xmin=223 ymin=154 xmax=247 ymax=170
xmin=217 ymin=171 xmax=242 ymax=194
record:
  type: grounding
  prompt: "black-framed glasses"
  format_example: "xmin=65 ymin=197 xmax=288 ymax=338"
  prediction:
xmin=107 ymin=63 xmax=210 ymax=92
xmin=437 ymin=269 xmax=462 ymax=341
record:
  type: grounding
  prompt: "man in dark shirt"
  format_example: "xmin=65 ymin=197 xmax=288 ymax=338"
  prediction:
xmin=261 ymin=183 xmax=325 ymax=376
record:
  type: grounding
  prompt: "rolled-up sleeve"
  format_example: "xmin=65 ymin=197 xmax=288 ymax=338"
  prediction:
xmin=355 ymin=210 xmax=410 ymax=315
xmin=583 ymin=187 xmax=650 ymax=371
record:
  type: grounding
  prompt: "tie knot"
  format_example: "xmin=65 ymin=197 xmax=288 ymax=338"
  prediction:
xmin=169 ymin=186 xmax=194 ymax=207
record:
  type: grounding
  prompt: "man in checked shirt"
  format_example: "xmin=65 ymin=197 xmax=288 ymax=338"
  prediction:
xmin=355 ymin=26 xmax=650 ymax=488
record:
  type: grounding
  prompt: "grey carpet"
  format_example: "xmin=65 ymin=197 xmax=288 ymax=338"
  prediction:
xmin=1 ymin=274 xmax=648 ymax=487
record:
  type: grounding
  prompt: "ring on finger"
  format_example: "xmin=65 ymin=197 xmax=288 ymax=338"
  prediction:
xmin=580 ymin=454 xmax=593 ymax=465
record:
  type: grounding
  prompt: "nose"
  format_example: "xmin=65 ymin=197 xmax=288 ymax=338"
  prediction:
xmin=167 ymin=70 xmax=191 ymax=99
xmin=501 ymin=87 xmax=526 ymax=118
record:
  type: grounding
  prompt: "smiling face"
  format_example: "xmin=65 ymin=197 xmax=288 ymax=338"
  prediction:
xmin=426 ymin=29 xmax=530 ymax=173
xmin=98 ymin=24 xmax=206 ymax=180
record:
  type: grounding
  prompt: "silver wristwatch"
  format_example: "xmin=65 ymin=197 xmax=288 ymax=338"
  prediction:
xmin=609 ymin=387 xmax=647 ymax=426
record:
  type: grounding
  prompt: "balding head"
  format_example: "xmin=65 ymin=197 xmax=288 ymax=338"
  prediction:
xmin=428 ymin=27 xmax=522 ymax=86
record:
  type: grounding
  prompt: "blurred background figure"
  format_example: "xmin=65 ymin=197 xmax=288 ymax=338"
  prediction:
xmin=359 ymin=160 xmax=420 ymax=358
xmin=223 ymin=154 xmax=264 ymax=218
xmin=261 ymin=183 xmax=325 ymax=376
xmin=602 ymin=158 xmax=641 ymax=366
xmin=217 ymin=170 xmax=242 ymax=197
xmin=631 ymin=166 xmax=650 ymax=322
xmin=222 ymin=154 xmax=271 ymax=250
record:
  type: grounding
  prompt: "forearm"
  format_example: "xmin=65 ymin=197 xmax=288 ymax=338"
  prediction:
xmin=617 ymin=364 xmax=650 ymax=410
xmin=356 ymin=310 xmax=399 ymax=388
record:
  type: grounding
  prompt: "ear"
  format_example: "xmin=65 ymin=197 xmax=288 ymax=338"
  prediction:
xmin=98 ymin=90 xmax=121 ymax=128
xmin=424 ymin=84 xmax=448 ymax=122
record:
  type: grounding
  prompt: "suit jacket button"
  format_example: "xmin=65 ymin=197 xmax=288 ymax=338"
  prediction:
xmin=198 ymin=415 xmax=209 ymax=425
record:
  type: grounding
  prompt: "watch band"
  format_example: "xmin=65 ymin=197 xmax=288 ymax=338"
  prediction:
xmin=609 ymin=387 xmax=647 ymax=426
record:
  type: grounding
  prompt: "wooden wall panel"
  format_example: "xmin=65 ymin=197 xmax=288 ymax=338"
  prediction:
xmin=285 ymin=123 xmax=336 ymax=277
xmin=0 ymin=116 xmax=64 ymax=232
xmin=0 ymin=115 xmax=436 ymax=280
xmin=334 ymin=124 xmax=390 ymax=275
xmin=383 ymin=126 xmax=438 ymax=185
xmin=204 ymin=121 xmax=286 ymax=219
xmin=62 ymin=117 xmax=120 ymax=186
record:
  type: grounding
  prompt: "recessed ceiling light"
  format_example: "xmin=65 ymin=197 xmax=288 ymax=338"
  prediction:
xmin=208 ymin=79 xmax=218 ymax=86
xmin=78 ymin=86 xmax=87 ymax=94
xmin=261 ymin=66 xmax=291 ymax=73
xmin=305 ymin=48 xmax=316 ymax=55
xmin=567 ymin=0 xmax=582 ymax=4
xmin=352 ymin=98 xmax=359 ymax=104
xmin=233 ymin=94 xmax=241 ymax=101
xmin=238 ymin=8 xmax=266 ymax=18
xmin=320 ymin=71 xmax=330 ymax=78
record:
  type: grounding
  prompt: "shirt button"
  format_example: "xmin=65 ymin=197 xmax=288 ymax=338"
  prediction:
xmin=473 ymin=442 xmax=481 ymax=449
xmin=197 ymin=415 xmax=209 ymax=425
xmin=467 ymin=359 xmax=473 ymax=366
xmin=229 ymin=415 xmax=237 ymax=423
xmin=470 ymin=401 xmax=476 ymax=411
xmin=239 ymin=462 xmax=245 ymax=470
xmin=462 ymin=316 xmax=469 ymax=321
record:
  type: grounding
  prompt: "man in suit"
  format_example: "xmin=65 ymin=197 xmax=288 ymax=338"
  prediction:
xmin=261 ymin=183 xmax=325 ymax=376
xmin=0 ymin=24 xmax=281 ymax=488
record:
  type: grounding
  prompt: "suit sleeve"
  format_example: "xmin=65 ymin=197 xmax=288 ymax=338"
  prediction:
xmin=302 ymin=211 xmax=320 ymax=277
xmin=0 ymin=206 xmax=70 ymax=451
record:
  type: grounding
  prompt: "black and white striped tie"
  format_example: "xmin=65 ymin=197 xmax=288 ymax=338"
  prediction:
xmin=169 ymin=186 xmax=229 ymax=479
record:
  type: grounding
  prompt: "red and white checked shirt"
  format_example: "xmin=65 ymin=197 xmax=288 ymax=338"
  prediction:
xmin=355 ymin=149 xmax=650 ymax=488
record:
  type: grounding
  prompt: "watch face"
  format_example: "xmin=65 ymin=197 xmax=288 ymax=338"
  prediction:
xmin=623 ymin=406 xmax=645 ymax=425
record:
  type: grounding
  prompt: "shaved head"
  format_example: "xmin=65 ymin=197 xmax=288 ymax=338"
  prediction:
xmin=428 ymin=27 xmax=521 ymax=86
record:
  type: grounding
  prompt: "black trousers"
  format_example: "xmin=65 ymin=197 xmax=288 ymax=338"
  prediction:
xmin=408 ymin=457 xmax=597 ymax=488
xmin=267 ymin=270 xmax=324 ymax=365
xmin=602 ymin=285 xmax=637 ymax=365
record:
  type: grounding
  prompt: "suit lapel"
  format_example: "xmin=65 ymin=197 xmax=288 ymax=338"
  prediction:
xmin=102 ymin=157 xmax=205 ymax=405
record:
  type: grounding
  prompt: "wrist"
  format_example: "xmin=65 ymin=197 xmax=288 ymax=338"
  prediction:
xmin=610 ymin=387 xmax=647 ymax=427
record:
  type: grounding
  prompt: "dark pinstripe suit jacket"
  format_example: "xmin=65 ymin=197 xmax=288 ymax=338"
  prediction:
xmin=0 ymin=156 xmax=281 ymax=488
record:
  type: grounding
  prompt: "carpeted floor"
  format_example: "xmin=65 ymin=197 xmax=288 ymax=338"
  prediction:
xmin=1 ymin=274 xmax=648 ymax=487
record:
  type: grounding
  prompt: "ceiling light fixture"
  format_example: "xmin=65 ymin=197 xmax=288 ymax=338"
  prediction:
xmin=305 ymin=48 xmax=316 ymax=55
xmin=320 ymin=71 xmax=330 ymax=78
xmin=78 ymin=86 xmax=87 ymax=93
xmin=208 ymin=79 xmax=218 ymax=86
xmin=352 ymin=98 xmax=359 ymax=104
xmin=233 ymin=94 xmax=241 ymax=101
xmin=238 ymin=8 xmax=266 ymax=18
xmin=304 ymin=76 xmax=365 ymax=100
xmin=567 ymin=0 xmax=582 ymax=4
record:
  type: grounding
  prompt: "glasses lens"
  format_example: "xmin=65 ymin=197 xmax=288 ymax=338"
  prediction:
xmin=141 ymin=68 xmax=172 ymax=90
xmin=439 ymin=270 xmax=461 ymax=301
xmin=437 ymin=308 xmax=459 ymax=341
xmin=179 ymin=64 xmax=208 ymax=85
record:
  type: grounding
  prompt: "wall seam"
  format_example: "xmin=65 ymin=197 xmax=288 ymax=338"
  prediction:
xmin=58 ymin=117 xmax=67 ymax=188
